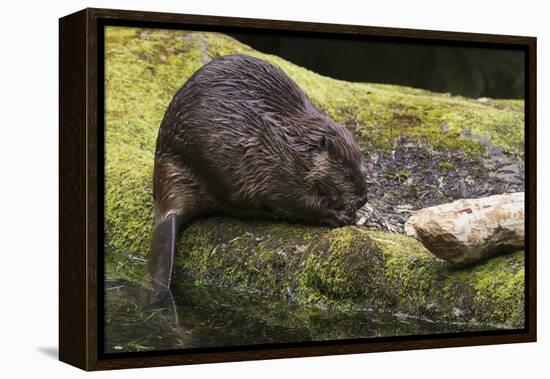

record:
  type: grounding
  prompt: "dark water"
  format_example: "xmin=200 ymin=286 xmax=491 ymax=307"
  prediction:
xmin=104 ymin=278 xmax=496 ymax=353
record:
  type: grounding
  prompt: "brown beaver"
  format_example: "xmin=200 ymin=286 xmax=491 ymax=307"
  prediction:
xmin=148 ymin=54 xmax=368 ymax=290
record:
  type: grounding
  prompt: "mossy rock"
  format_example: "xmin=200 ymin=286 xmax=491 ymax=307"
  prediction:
xmin=104 ymin=26 xmax=525 ymax=328
xmin=173 ymin=219 xmax=523 ymax=328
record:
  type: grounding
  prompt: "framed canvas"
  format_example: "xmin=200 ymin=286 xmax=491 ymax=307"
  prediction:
xmin=59 ymin=8 xmax=537 ymax=371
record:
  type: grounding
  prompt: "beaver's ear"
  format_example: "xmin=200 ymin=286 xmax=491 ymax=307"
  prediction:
xmin=309 ymin=136 xmax=331 ymax=157
xmin=317 ymin=136 xmax=329 ymax=151
xmin=318 ymin=136 xmax=327 ymax=150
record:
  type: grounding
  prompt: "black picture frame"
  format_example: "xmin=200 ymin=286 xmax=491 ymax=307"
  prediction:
xmin=59 ymin=7 xmax=537 ymax=371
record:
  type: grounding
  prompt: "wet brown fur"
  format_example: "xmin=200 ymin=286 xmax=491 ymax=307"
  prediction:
xmin=149 ymin=54 xmax=368 ymax=289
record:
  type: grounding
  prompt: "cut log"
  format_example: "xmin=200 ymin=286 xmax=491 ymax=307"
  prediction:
xmin=404 ymin=192 xmax=524 ymax=266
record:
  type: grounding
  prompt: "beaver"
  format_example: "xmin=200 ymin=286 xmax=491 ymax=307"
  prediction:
xmin=148 ymin=54 xmax=368 ymax=290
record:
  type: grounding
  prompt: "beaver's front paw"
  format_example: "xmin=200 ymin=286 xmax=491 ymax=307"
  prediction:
xmin=322 ymin=209 xmax=355 ymax=227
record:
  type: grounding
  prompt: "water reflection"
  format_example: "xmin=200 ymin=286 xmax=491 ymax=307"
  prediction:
xmin=104 ymin=278 xmax=497 ymax=353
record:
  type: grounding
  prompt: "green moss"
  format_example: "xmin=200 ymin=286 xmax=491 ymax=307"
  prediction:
xmin=174 ymin=221 xmax=524 ymax=327
xmin=297 ymin=227 xmax=382 ymax=307
xmin=104 ymin=143 xmax=153 ymax=285
xmin=104 ymin=26 xmax=525 ymax=327
xmin=469 ymin=252 xmax=525 ymax=325
xmin=370 ymin=231 xmax=524 ymax=326
xmin=438 ymin=161 xmax=455 ymax=171
xmin=395 ymin=169 xmax=413 ymax=180
xmin=175 ymin=217 xmax=321 ymax=296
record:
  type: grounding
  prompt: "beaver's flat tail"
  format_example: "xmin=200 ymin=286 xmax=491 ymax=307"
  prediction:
xmin=148 ymin=214 xmax=182 ymax=290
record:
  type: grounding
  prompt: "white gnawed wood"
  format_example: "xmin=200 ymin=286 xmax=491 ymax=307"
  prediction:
xmin=404 ymin=192 xmax=524 ymax=266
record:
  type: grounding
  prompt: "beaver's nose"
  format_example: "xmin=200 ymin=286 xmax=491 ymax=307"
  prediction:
xmin=354 ymin=194 xmax=368 ymax=208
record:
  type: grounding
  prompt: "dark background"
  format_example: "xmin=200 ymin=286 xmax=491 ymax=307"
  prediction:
xmin=231 ymin=33 xmax=525 ymax=99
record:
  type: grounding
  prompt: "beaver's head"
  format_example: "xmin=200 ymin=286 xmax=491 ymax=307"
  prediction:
xmin=306 ymin=128 xmax=368 ymax=224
